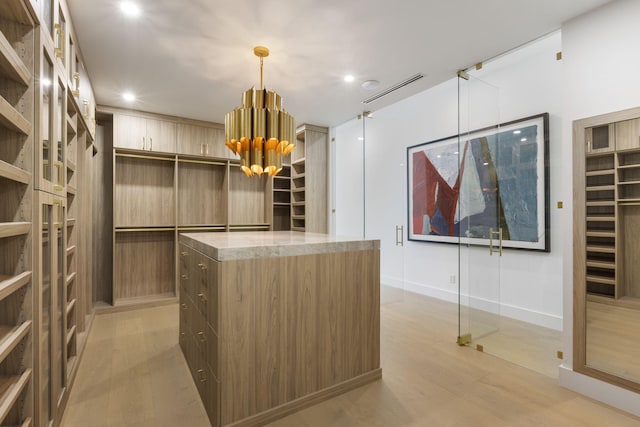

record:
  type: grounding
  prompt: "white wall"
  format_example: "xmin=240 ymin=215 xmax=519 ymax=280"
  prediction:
xmin=334 ymin=32 xmax=564 ymax=330
xmin=559 ymin=0 xmax=640 ymax=416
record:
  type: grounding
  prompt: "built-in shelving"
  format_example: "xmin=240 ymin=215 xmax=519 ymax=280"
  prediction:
xmin=0 ymin=160 xmax=31 ymax=185
xmin=0 ymin=369 xmax=31 ymax=423
xmin=0 ymin=222 xmax=31 ymax=239
xmin=0 ymin=272 xmax=31 ymax=301
xmin=0 ymin=97 xmax=31 ymax=136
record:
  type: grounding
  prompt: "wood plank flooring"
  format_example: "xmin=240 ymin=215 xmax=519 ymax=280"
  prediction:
xmin=61 ymin=291 xmax=640 ymax=427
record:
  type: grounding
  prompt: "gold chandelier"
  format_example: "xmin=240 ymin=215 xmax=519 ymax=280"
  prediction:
xmin=224 ymin=46 xmax=295 ymax=177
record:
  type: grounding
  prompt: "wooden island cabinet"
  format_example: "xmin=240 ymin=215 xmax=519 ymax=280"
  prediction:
xmin=178 ymin=231 xmax=381 ymax=427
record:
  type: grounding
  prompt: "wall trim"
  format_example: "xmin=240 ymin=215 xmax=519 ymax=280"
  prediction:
xmin=382 ymin=275 xmax=562 ymax=330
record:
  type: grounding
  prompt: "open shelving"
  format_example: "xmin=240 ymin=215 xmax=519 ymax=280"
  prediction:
xmin=0 ymin=3 xmax=34 ymax=425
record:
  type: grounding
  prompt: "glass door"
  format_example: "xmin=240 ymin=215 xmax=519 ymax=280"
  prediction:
xmin=363 ymin=113 xmax=405 ymax=304
xmin=457 ymin=71 xmax=502 ymax=347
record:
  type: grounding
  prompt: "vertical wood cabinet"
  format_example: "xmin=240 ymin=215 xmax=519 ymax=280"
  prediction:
xmin=113 ymin=114 xmax=176 ymax=153
xmin=0 ymin=2 xmax=35 ymax=426
xmin=290 ymin=124 xmax=328 ymax=233
xmin=578 ymin=110 xmax=640 ymax=304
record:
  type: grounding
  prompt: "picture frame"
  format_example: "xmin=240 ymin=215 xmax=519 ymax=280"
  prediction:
xmin=407 ymin=113 xmax=549 ymax=251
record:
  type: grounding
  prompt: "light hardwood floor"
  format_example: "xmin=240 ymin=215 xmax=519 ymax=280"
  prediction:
xmin=61 ymin=291 xmax=640 ymax=427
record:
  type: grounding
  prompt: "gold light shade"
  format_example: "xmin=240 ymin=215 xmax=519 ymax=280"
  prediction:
xmin=224 ymin=46 xmax=295 ymax=177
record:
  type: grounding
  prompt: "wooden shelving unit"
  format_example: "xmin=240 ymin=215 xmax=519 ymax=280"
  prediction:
xmin=0 ymin=2 xmax=34 ymax=425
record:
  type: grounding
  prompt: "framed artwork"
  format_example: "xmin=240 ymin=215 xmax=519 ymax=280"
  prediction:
xmin=407 ymin=113 xmax=549 ymax=251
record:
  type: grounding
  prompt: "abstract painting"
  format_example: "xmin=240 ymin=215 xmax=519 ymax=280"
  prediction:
xmin=407 ymin=113 xmax=549 ymax=251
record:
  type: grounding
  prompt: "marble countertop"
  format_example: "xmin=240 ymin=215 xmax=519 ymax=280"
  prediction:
xmin=179 ymin=231 xmax=379 ymax=261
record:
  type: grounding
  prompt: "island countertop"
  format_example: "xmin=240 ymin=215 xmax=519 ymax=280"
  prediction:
xmin=179 ymin=231 xmax=379 ymax=261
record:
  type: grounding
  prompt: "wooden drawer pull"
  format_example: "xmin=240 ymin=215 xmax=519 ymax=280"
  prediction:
xmin=181 ymin=251 xmax=188 ymax=257
xmin=197 ymin=368 xmax=207 ymax=382
xmin=181 ymin=303 xmax=187 ymax=310
xmin=198 ymin=293 xmax=207 ymax=303
xmin=197 ymin=331 xmax=207 ymax=342
xmin=181 ymin=274 xmax=188 ymax=280
xmin=198 ymin=263 xmax=207 ymax=270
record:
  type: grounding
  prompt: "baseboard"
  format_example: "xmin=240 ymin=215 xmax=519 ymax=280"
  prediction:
xmin=559 ymin=365 xmax=640 ymax=417
xmin=382 ymin=275 xmax=562 ymax=330
xmin=226 ymin=368 xmax=383 ymax=427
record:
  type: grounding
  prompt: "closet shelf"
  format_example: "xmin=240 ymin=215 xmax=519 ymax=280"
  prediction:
xmin=586 ymin=275 xmax=615 ymax=285
xmin=66 ymin=272 xmax=76 ymax=286
xmin=66 ymin=325 xmax=76 ymax=346
xmin=586 ymin=260 xmax=616 ymax=270
xmin=586 ymin=245 xmax=616 ymax=254
xmin=0 ymin=222 xmax=30 ymax=239
xmin=0 ymin=0 xmax=33 ymax=25
xmin=0 ymin=96 xmax=31 ymax=135
xmin=618 ymin=180 xmax=640 ymax=185
xmin=0 ymin=271 xmax=31 ymax=301
xmin=0 ymin=369 xmax=32 ymax=423
xmin=586 ymin=169 xmax=615 ymax=176
xmin=586 ymin=201 xmax=614 ymax=207
xmin=66 ymin=245 xmax=76 ymax=256
xmin=586 ymin=216 xmax=615 ymax=222
xmin=0 ymin=160 xmax=30 ymax=185
xmin=0 ymin=31 xmax=30 ymax=85
xmin=66 ymin=299 xmax=76 ymax=316
xmin=67 ymin=185 xmax=77 ymax=196
xmin=66 ymin=159 xmax=76 ymax=171
xmin=0 ymin=321 xmax=31 ymax=363
xmin=586 ymin=185 xmax=614 ymax=191
xmin=586 ymin=231 xmax=615 ymax=238
xmin=617 ymin=164 xmax=640 ymax=170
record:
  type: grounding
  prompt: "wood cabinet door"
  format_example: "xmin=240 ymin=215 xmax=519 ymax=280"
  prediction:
xmin=204 ymin=127 xmax=228 ymax=159
xmin=177 ymin=124 xmax=207 ymax=156
xmin=114 ymin=114 xmax=147 ymax=150
xmin=146 ymin=118 xmax=177 ymax=153
xmin=616 ymin=118 xmax=640 ymax=151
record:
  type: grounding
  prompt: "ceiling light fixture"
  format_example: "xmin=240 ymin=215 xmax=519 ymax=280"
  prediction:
xmin=122 ymin=92 xmax=135 ymax=102
xmin=120 ymin=1 xmax=141 ymax=17
xmin=361 ymin=80 xmax=380 ymax=90
xmin=344 ymin=75 xmax=355 ymax=83
xmin=224 ymin=46 xmax=295 ymax=177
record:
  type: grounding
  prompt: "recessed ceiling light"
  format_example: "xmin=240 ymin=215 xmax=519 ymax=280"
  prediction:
xmin=122 ymin=92 xmax=135 ymax=102
xmin=120 ymin=1 xmax=141 ymax=17
xmin=344 ymin=75 xmax=355 ymax=83
xmin=483 ymin=162 xmax=489 ymax=166
xmin=521 ymin=137 xmax=527 ymax=142
xmin=361 ymin=80 xmax=380 ymax=90
xmin=41 ymin=78 xmax=52 ymax=87
xmin=357 ymin=137 xmax=364 ymax=141
xmin=513 ymin=130 xmax=521 ymax=135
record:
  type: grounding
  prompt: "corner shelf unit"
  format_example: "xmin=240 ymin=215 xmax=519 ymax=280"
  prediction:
xmin=0 ymin=2 xmax=34 ymax=425
xmin=582 ymin=116 xmax=640 ymax=303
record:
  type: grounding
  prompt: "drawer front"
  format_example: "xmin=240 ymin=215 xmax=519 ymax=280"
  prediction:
xmin=205 ymin=365 xmax=220 ymax=427
xmin=206 ymin=323 xmax=218 ymax=379
xmin=207 ymin=258 xmax=219 ymax=333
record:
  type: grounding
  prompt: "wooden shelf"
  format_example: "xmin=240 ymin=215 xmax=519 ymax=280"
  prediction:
xmin=618 ymin=198 xmax=640 ymax=205
xmin=586 ymin=216 xmax=615 ymax=221
xmin=618 ymin=180 xmax=640 ymax=185
xmin=586 ymin=169 xmax=615 ymax=176
xmin=66 ymin=272 xmax=76 ymax=287
xmin=292 ymin=158 xmax=305 ymax=166
xmin=228 ymin=224 xmax=270 ymax=230
xmin=291 ymin=201 xmax=305 ymax=207
xmin=0 ymin=161 xmax=30 ymax=186
xmin=65 ymin=325 xmax=76 ymax=348
xmin=586 ymin=275 xmax=615 ymax=285
xmin=67 ymin=218 xmax=76 ymax=227
xmin=0 ymin=96 xmax=31 ymax=136
xmin=586 ymin=185 xmax=614 ymax=191
xmin=586 ymin=201 xmax=614 ymax=207
xmin=291 ymin=226 xmax=305 ymax=232
xmin=114 ymin=226 xmax=175 ymax=233
xmin=586 ymin=245 xmax=616 ymax=254
xmin=177 ymin=226 xmax=226 ymax=231
xmin=0 ymin=321 xmax=30 ymax=364
xmin=291 ymin=188 xmax=305 ymax=193
xmin=617 ymin=164 xmax=640 ymax=170
xmin=0 ymin=1 xmax=33 ymax=25
xmin=586 ymin=231 xmax=616 ymax=238
xmin=0 ymin=369 xmax=31 ymax=423
xmin=0 ymin=272 xmax=31 ymax=301
xmin=0 ymin=31 xmax=30 ymax=86
xmin=273 ymin=203 xmax=290 ymax=207
xmin=66 ymin=245 xmax=76 ymax=256
xmin=66 ymin=299 xmax=76 ymax=317
xmin=67 ymin=185 xmax=77 ymax=196
xmin=114 ymin=293 xmax=176 ymax=308
xmin=586 ymin=260 xmax=616 ymax=269
xmin=0 ymin=222 xmax=30 ymax=239
xmin=67 ymin=159 xmax=76 ymax=172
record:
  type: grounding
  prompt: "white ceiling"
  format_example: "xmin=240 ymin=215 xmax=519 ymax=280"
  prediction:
xmin=66 ymin=0 xmax=611 ymax=128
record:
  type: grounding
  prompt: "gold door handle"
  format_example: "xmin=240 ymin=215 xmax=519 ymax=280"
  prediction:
xmin=181 ymin=303 xmax=187 ymax=310
xmin=72 ymin=72 xmax=80 ymax=97
xmin=198 ymin=293 xmax=207 ymax=303
xmin=142 ymin=136 xmax=146 ymax=150
xmin=54 ymin=23 xmax=64 ymax=58
xmin=489 ymin=227 xmax=503 ymax=256
xmin=149 ymin=137 xmax=153 ymax=151
xmin=197 ymin=331 xmax=206 ymax=342
xmin=198 ymin=263 xmax=207 ymax=271
xmin=181 ymin=274 xmax=188 ymax=280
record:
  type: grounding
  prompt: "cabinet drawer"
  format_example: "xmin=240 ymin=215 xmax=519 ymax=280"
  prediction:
xmin=206 ymin=323 xmax=218 ymax=379
xmin=204 ymin=365 xmax=220 ymax=427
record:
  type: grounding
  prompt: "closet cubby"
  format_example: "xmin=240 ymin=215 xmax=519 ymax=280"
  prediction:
xmin=228 ymin=165 xmax=269 ymax=229
xmin=177 ymin=158 xmax=227 ymax=228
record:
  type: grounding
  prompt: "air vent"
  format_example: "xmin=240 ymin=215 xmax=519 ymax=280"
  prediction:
xmin=361 ymin=73 xmax=424 ymax=104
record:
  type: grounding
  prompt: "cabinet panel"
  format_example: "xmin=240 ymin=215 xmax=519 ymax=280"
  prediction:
xmin=113 ymin=231 xmax=175 ymax=303
xmin=586 ymin=124 xmax=616 ymax=154
xmin=113 ymin=114 xmax=146 ymax=150
xmin=146 ymin=118 xmax=176 ymax=153
xmin=177 ymin=161 xmax=226 ymax=227
xmin=114 ymin=155 xmax=175 ymax=227
xmin=177 ymin=124 xmax=225 ymax=158
xmin=616 ymin=118 xmax=640 ymax=152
